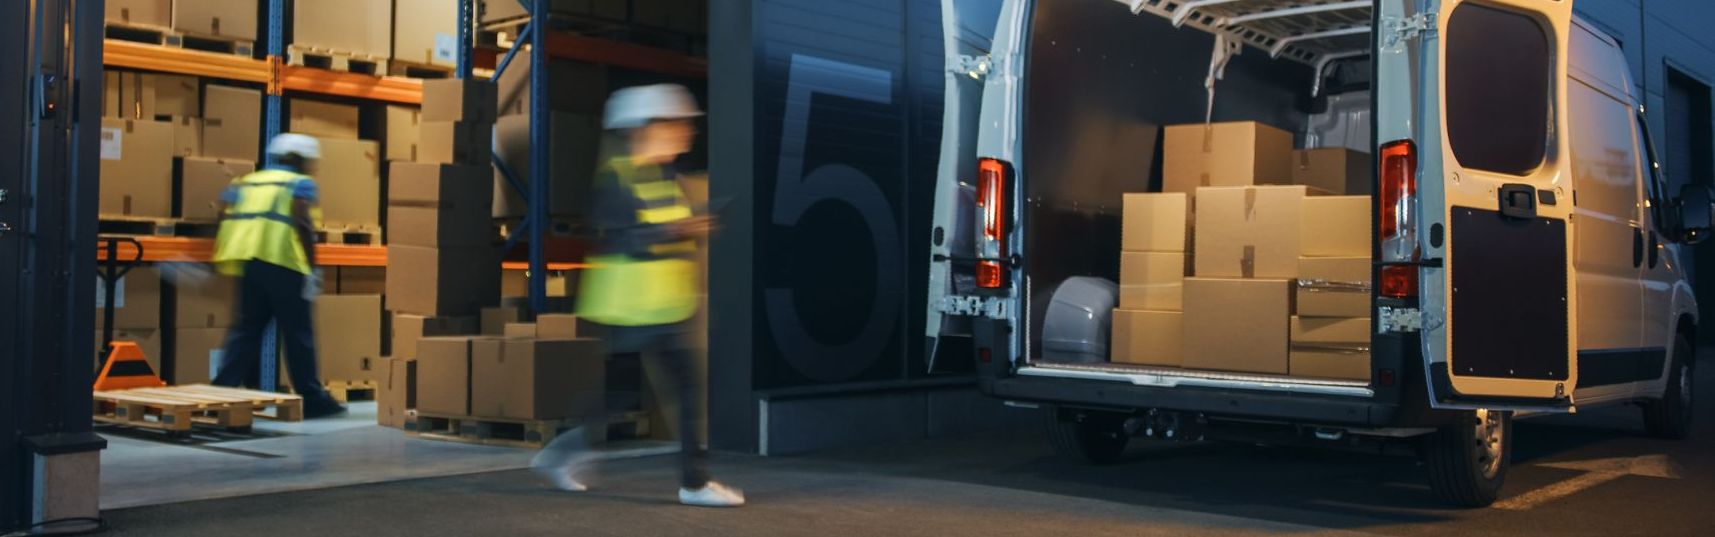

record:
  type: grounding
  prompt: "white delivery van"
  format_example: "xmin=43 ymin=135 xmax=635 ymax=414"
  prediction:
xmin=927 ymin=0 xmax=1715 ymax=507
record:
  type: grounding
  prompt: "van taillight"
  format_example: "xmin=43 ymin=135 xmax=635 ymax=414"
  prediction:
xmin=976 ymin=158 xmax=1009 ymax=288
xmin=1378 ymin=140 xmax=1419 ymax=299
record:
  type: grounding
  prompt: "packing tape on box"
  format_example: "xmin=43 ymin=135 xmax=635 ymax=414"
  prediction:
xmin=1241 ymin=245 xmax=1256 ymax=279
xmin=1243 ymin=187 xmax=1257 ymax=218
xmin=1296 ymin=280 xmax=1371 ymax=292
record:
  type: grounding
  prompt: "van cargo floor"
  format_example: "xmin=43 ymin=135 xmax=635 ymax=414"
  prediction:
xmin=1022 ymin=362 xmax=1372 ymax=397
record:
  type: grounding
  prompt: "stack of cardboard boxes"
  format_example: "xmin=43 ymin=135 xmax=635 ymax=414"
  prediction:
xmin=101 ymin=74 xmax=257 ymax=220
xmin=288 ymin=98 xmax=382 ymax=233
xmin=1112 ymin=121 xmax=1372 ymax=381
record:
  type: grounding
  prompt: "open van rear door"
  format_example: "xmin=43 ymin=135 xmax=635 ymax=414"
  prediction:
xmin=1380 ymin=0 xmax=1579 ymax=410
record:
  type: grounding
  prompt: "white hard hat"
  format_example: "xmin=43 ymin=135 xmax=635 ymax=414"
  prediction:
xmin=603 ymin=84 xmax=703 ymax=130
xmin=267 ymin=133 xmax=322 ymax=160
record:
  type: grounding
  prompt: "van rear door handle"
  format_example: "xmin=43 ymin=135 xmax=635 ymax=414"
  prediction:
xmin=1633 ymin=228 xmax=1645 ymax=267
xmin=1498 ymin=183 xmax=1537 ymax=220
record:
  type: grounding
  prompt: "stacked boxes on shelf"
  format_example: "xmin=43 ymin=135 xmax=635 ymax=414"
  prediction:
xmin=172 ymin=0 xmax=259 ymax=43
xmin=393 ymin=0 xmax=460 ymax=70
xmin=1110 ymin=193 xmax=1189 ymax=367
xmin=289 ymin=98 xmax=382 ymax=233
xmin=292 ymin=0 xmax=392 ymax=64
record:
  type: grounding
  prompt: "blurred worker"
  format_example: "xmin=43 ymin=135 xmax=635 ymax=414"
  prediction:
xmin=531 ymin=84 xmax=742 ymax=508
xmin=209 ymin=133 xmax=346 ymax=419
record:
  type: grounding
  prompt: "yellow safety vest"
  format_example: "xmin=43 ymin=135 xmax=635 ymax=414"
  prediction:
xmin=212 ymin=169 xmax=320 ymax=276
xmin=577 ymin=158 xmax=699 ymax=327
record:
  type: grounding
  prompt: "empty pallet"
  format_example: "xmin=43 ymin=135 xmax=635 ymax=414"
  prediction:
xmin=93 ymin=384 xmax=304 ymax=435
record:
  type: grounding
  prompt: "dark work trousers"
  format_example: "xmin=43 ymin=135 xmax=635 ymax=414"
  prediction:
xmin=539 ymin=321 xmax=710 ymax=489
xmin=213 ymin=260 xmax=337 ymax=408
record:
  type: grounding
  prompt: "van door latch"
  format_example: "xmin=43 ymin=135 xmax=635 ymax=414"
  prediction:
xmin=1383 ymin=13 xmax=1437 ymax=52
xmin=950 ymin=54 xmax=992 ymax=80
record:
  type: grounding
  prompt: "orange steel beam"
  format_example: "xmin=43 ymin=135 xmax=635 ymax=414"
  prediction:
xmin=279 ymin=66 xmax=424 ymax=104
xmin=96 ymin=237 xmax=387 ymax=267
xmin=476 ymin=34 xmax=707 ymax=79
xmin=103 ymin=39 xmax=271 ymax=83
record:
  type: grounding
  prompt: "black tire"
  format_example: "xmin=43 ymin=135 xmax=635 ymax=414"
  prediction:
xmin=1044 ymin=407 xmax=1128 ymax=465
xmin=1644 ymin=334 xmax=1696 ymax=440
xmin=1424 ymin=409 xmax=1512 ymax=508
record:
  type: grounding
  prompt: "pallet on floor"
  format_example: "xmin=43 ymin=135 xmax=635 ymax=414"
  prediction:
xmin=317 ymin=225 xmax=382 ymax=246
xmin=287 ymin=45 xmax=388 ymax=76
xmin=406 ymin=411 xmax=649 ymax=449
xmin=104 ymin=23 xmax=254 ymax=57
xmin=324 ymin=379 xmax=378 ymax=403
xmin=93 ymin=384 xmax=304 ymax=435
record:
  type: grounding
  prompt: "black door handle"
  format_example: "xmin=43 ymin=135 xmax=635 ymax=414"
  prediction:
xmin=1634 ymin=228 xmax=1645 ymax=268
xmin=1649 ymin=230 xmax=1660 ymax=268
xmin=1499 ymin=183 xmax=1538 ymax=220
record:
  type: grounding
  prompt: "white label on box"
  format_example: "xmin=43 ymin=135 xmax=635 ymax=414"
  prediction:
xmin=94 ymin=276 xmax=126 ymax=308
xmin=434 ymin=33 xmax=457 ymax=63
xmin=101 ymin=127 xmax=123 ymax=160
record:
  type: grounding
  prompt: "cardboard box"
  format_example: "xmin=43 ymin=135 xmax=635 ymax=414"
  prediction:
xmin=202 ymin=85 xmax=261 ymax=161
xmin=1290 ymin=316 xmax=1371 ymax=346
xmin=394 ymin=0 xmax=459 ymax=67
xmin=378 ymin=357 xmax=417 ymax=428
xmin=472 ymin=338 xmax=605 ymax=419
xmin=175 ymin=274 xmax=237 ymax=329
xmin=180 ymin=157 xmax=254 ymax=221
xmin=416 ymin=337 xmax=474 ymax=415
xmin=386 ymin=245 xmax=502 ymax=316
xmin=1193 ymin=186 xmax=1306 ymax=279
xmin=1301 ymin=196 xmax=1370 ymax=258
xmin=336 ymin=267 xmax=387 ymax=295
xmin=1122 ymin=193 xmax=1189 ymax=252
xmin=385 ymin=106 xmax=422 ymax=161
xmin=99 ymin=118 xmax=175 ymax=217
xmin=1296 ymin=257 xmax=1371 ymax=317
xmin=146 ymin=74 xmax=200 ymax=119
xmin=290 ymin=99 xmax=360 ymax=140
xmin=172 ymin=328 xmax=227 ymax=385
xmin=168 ymin=116 xmax=201 ymax=157
xmin=1163 ymin=122 xmax=1293 ymax=194
xmin=537 ymin=314 xmax=580 ymax=339
xmin=1183 ymin=278 xmax=1291 ymax=374
xmin=315 ymin=295 xmax=383 ymax=383
xmin=501 ymin=270 xmax=571 ymax=297
xmin=494 ymin=49 xmax=607 ymax=116
xmin=173 ymin=0 xmax=257 ymax=40
xmin=492 ymin=112 xmax=601 ymax=217
xmin=96 ymin=329 xmax=164 ymax=376
xmin=392 ymin=314 xmax=478 ymax=360
xmin=481 ymin=306 xmax=524 ymax=336
xmin=388 ymin=162 xmax=495 ymax=247
xmin=95 ymin=266 xmax=161 ymax=330
xmin=103 ymin=72 xmax=121 ymax=119
xmin=1119 ymin=252 xmax=1185 ymax=311
xmin=1290 ymin=349 xmax=1371 ymax=381
xmin=1299 ymin=256 xmax=1370 ymax=283
xmin=504 ymin=323 xmax=537 ymax=338
xmin=316 ymin=138 xmax=382 ymax=228
xmin=1110 ymin=309 xmax=1182 ymax=367
xmin=1292 ymin=148 xmax=1371 ymax=196
xmin=107 ymin=0 xmax=172 ymax=27
xmin=108 ymin=72 xmax=155 ymax=120
xmin=419 ymin=121 xmax=493 ymax=167
xmin=421 ymin=79 xmax=498 ymax=124
xmin=293 ymin=0 xmax=391 ymax=58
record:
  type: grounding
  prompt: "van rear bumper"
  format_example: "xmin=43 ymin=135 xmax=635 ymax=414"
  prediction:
xmin=983 ymin=373 xmax=1401 ymax=428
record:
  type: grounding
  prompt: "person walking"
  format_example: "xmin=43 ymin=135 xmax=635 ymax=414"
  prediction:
xmin=530 ymin=84 xmax=743 ymax=507
xmin=209 ymin=133 xmax=345 ymax=418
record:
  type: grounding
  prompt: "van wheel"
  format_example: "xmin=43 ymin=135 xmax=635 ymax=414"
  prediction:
xmin=1044 ymin=407 xmax=1128 ymax=465
xmin=1643 ymin=335 xmax=1695 ymax=440
xmin=1424 ymin=409 xmax=1512 ymax=508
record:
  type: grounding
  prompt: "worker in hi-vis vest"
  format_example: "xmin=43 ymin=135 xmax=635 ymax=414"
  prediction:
xmin=209 ymin=133 xmax=346 ymax=419
xmin=530 ymin=84 xmax=743 ymax=508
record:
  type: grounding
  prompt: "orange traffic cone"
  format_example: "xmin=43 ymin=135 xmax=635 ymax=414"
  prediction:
xmin=94 ymin=341 xmax=167 ymax=392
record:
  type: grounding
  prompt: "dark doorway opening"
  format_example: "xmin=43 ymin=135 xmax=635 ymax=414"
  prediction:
xmin=1665 ymin=67 xmax=1715 ymax=342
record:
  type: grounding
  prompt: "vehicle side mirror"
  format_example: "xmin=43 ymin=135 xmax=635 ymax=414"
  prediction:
xmin=1676 ymin=184 xmax=1714 ymax=245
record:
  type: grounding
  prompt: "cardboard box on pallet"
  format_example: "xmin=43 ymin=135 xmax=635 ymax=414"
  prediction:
xmin=293 ymin=0 xmax=392 ymax=59
xmin=378 ymin=357 xmax=418 ymax=428
xmin=180 ymin=157 xmax=254 ymax=221
xmin=1193 ymin=186 xmax=1306 ymax=279
xmin=536 ymin=314 xmax=580 ymax=339
xmin=1122 ymin=193 xmax=1189 ymax=253
xmin=172 ymin=328 xmax=226 ymax=385
xmin=289 ymin=99 xmax=360 ymax=140
xmin=494 ymin=49 xmax=607 ymax=116
xmin=315 ymin=295 xmax=383 ymax=383
xmin=393 ymin=0 xmax=459 ymax=68
xmin=419 ymin=121 xmax=494 ymax=167
xmin=146 ymin=74 xmax=200 ymax=119
xmin=392 ymin=314 xmax=478 ymax=360
xmin=336 ymin=267 xmax=387 ymax=295
xmin=421 ymin=79 xmax=498 ymax=124
xmin=99 ymin=118 xmax=175 ymax=218
xmin=1119 ymin=252 xmax=1186 ymax=311
xmin=1183 ymin=277 xmax=1292 ymax=374
xmin=385 ymin=106 xmax=422 ymax=161
xmin=175 ymin=274 xmax=237 ymax=329
xmin=107 ymin=0 xmax=172 ymax=27
xmin=386 ymin=245 xmax=502 ymax=316
xmin=492 ymin=112 xmax=601 ymax=217
xmin=95 ymin=266 xmax=161 ymax=331
xmin=1111 ymin=309 xmax=1182 ymax=367
xmin=1301 ymin=196 xmax=1371 ymax=258
xmin=1163 ymin=122 xmax=1293 ymax=195
xmin=472 ymin=338 xmax=605 ymax=420
xmin=169 ymin=116 xmax=201 ymax=157
xmin=416 ymin=336 xmax=476 ymax=416
xmin=388 ymin=162 xmax=496 ymax=247
xmin=1297 ymin=257 xmax=1371 ymax=317
xmin=202 ymin=85 xmax=261 ymax=161
xmin=172 ymin=0 xmax=257 ymax=41
xmin=315 ymin=137 xmax=382 ymax=228
xmin=1292 ymin=148 xmax=1371 ymax=196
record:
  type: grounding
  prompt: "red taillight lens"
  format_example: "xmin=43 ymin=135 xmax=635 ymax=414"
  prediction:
xmin=1379 ymin=140 xmax=1417 ymax=241
xmin=976 ymin=158 xmax=1009 ymax=288
xmin=976 ymin=261 xmax=1004 ymax=288
xmin=1380 ymin=264 xmax=1418 ymax=299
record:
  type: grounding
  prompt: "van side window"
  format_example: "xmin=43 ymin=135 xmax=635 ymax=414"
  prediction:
xmin=1636 ymin=114 xmax=1672 ymax=232
xmin=1445 ymin=3 xmax=1553 ymax=175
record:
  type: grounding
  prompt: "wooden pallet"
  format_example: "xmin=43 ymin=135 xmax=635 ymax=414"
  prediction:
xmin=387 ymin=60 xmax=455 ymax=80
xmin=105 ymin=23 xmax=254 ymax=57
xmin=287 ymin=45 xmax=389 ymax=76
xmin=98 ymin=216 xmax=221 ymax=238
xmin=407 ymin=411 xmax=649 ymax=449
xmin=93 ymin=384 xmax=303 ymax=435
xmin=317 ymin=225 xmax=382 ymax=246
xmin=324 ymin=380 xmax=378 ymax=404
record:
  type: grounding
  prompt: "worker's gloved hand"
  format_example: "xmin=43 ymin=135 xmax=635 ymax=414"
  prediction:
xmin=303 ymin=269 xmax=323 ymax=300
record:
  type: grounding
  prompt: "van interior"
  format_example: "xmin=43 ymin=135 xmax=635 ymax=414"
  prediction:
xmin=1024 ymin=0 xmax=1377 ymax=379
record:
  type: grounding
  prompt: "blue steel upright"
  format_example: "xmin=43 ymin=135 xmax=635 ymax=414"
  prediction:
xmin=527 ymin=0 xmax=549 ymax=314
xmin=260 ymin=0 xmax=287 ymax=392
xmin=457 ymin=0 xmax=474 ymax=79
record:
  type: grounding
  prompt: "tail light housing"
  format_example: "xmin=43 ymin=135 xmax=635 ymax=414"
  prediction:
xmin=1378 ymin=140 xmax=1419 ymax=299
xmin=976 ymin=158 xmax=1010 ymax=288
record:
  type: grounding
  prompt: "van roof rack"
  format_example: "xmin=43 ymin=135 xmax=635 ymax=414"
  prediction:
xmin=1119 ymin=0 xmax=1373 ymax=66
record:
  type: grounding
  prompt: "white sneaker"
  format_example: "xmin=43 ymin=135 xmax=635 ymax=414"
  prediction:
xmin=679 ymin=481 xmax=745 ymax=507
xmin=530 ymin=451 xmax=590 ymax=492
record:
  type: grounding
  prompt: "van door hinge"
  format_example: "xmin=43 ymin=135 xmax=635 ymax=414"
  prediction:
xmin=950 ymin=54 xmax=992 ymax=80
xmin=938 ymin=295 xmax=1010 ymax=320
xmin=1383 ymin=13 xmax=1437 ymax=52
xmin=1378 ymin=306 xmax=1438 ymax=333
